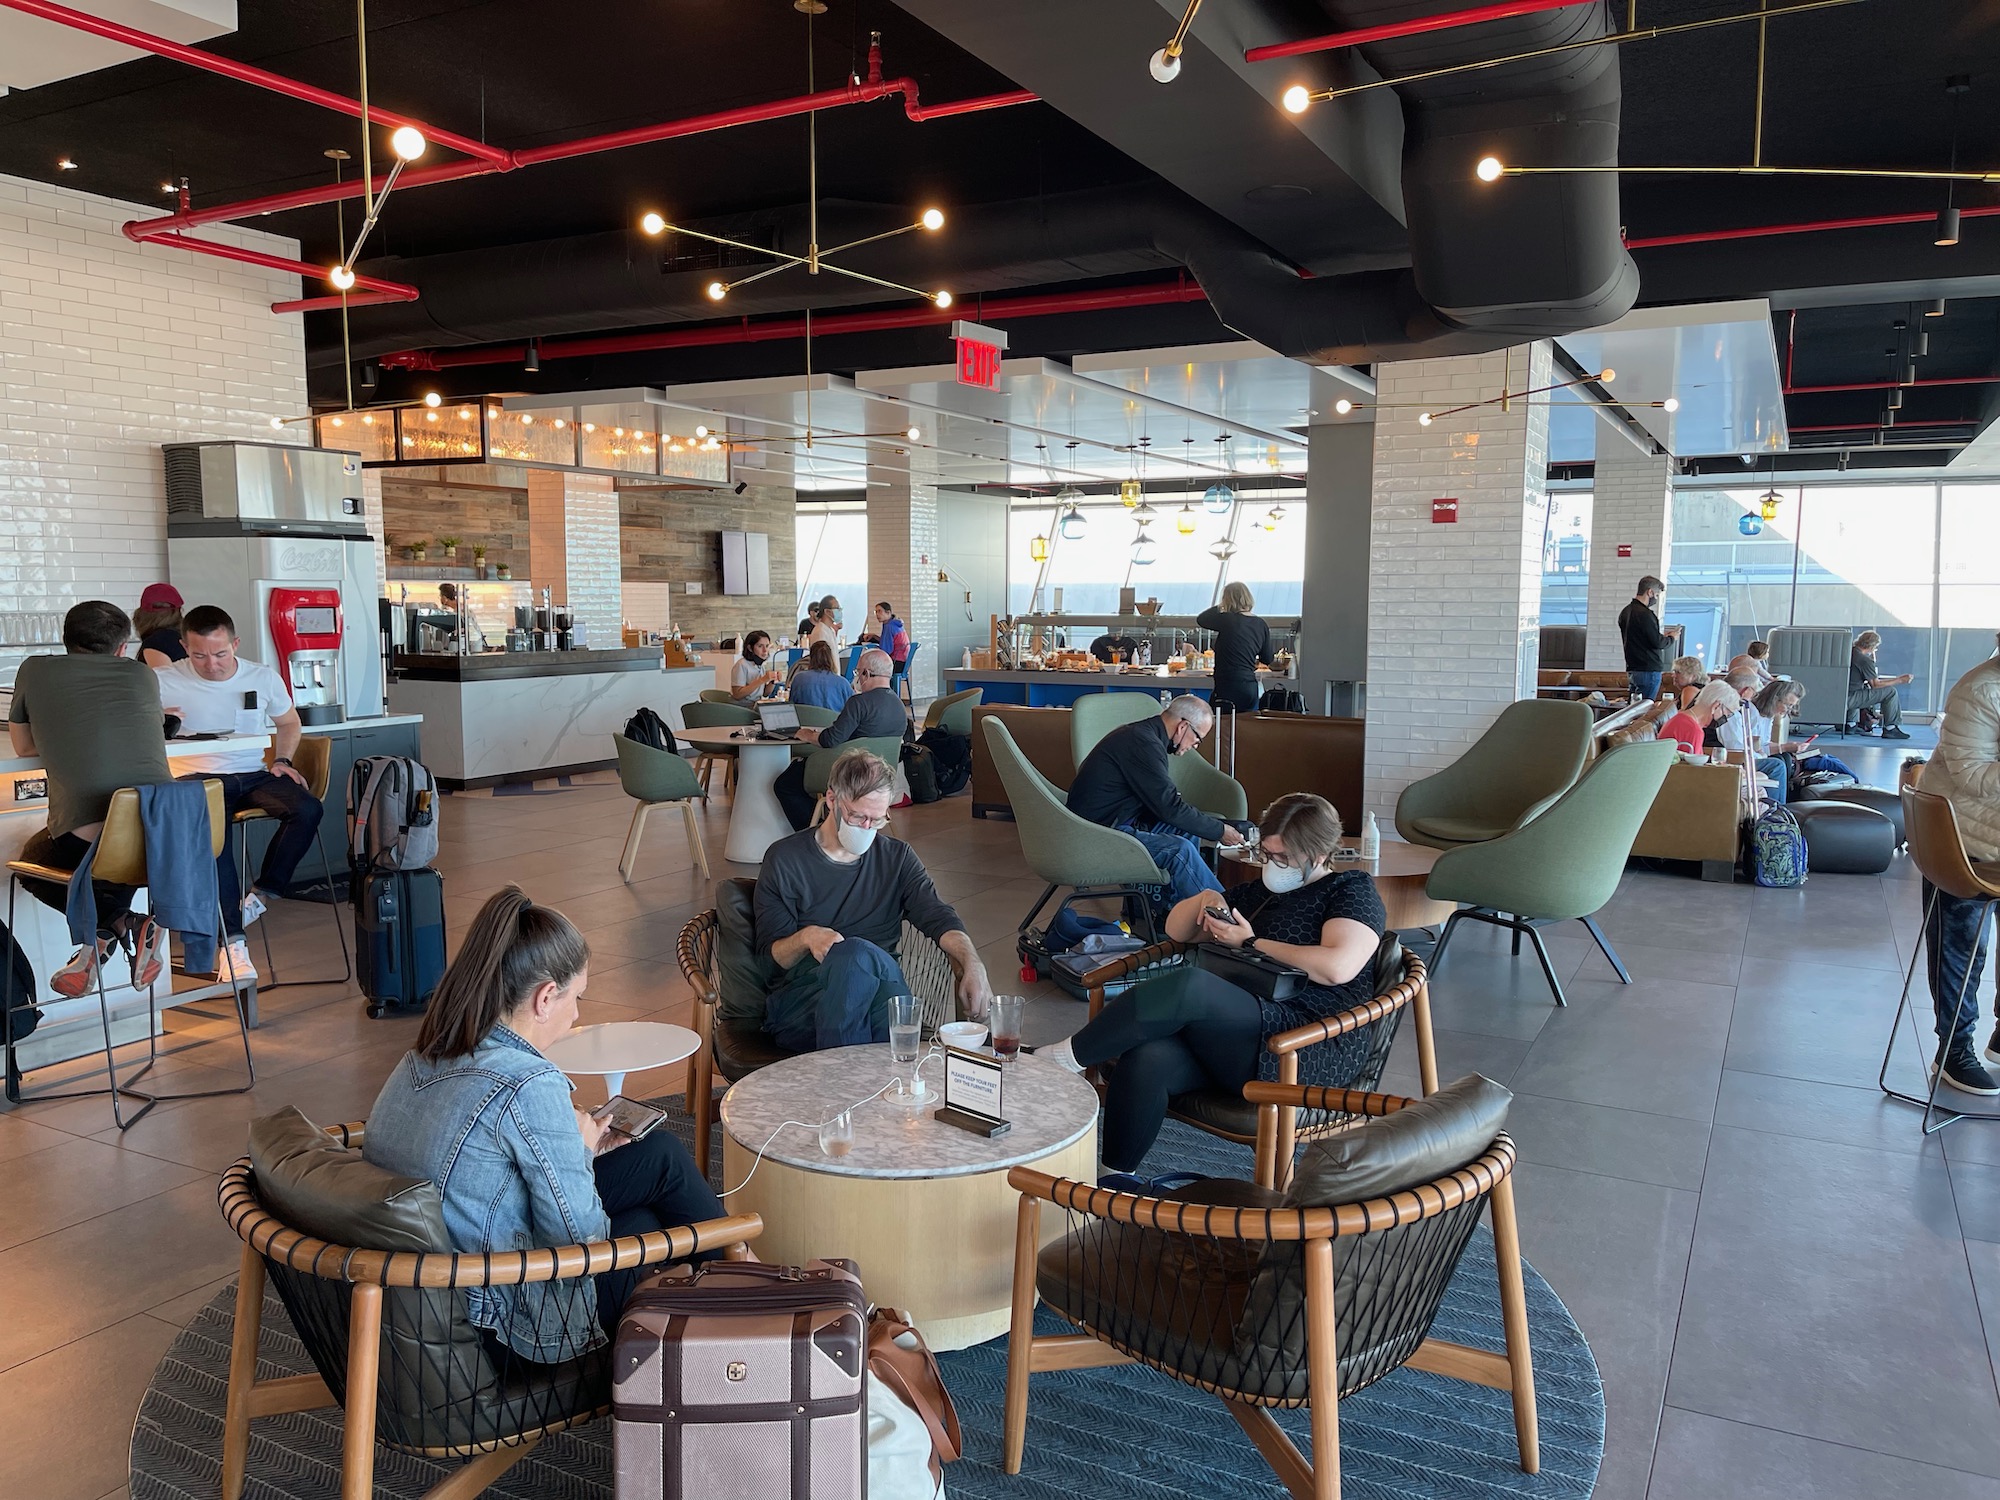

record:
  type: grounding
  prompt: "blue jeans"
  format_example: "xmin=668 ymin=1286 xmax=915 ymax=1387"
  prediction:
xmin=1924 ymin=880 xmax=1994 ymax=1059
xmin=1629 ymin=671 xmax=1663 ymax=700
xmin=1756 ymin=756 xmax=1788 ymax=804
xmin=195 ymin=770 xmax=325 ymax=936
xmin=765 ymin=937 xmax=910 ymax=1051
xmin=593 ymin=1128 xmax=727 ymax=1327
xmin=1119 ymin=821 xmax=1224 ymax=911
xmin=1796 ymin=754 xmax=1856 ymax=779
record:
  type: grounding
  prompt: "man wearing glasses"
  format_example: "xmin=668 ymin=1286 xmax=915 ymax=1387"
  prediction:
xmin=756 ymin=750 xmax=991 ymax=1051
xmin=773 ymin=646 xmax=910 ymax=830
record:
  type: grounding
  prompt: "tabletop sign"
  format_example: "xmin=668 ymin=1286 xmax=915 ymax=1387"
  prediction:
xmin=1431 ymin=498 xmax=1458 ymax=524
xmin=934 ymin=1045 xmax=1011 ymax=1138
xmin=951 ymin=318 xmax=1009 ymax=391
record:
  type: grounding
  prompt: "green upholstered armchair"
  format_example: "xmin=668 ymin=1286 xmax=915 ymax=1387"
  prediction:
xmin=792 ymin=703 xmax=840 ymax=728
xmin=924 ymin=686 xmax=983 ymax=735
xmin=801 ymin=736 xmax=905 ymax=826
xmin=982 ymin=716 xmax=1168 ymax=949
xmin=698 ymin=687 xmax=738 ymax=704
xmin=1070 ymin=689 xmax=1162 ymax=764
xmin=1394 ymin=699 xmax=1595 ymax=850
xmin=613 ymin=734 xmax=711 ymax=882
xmin=1170 ymin=749 xmax=1250 ymax=823
xmin=1425 ymin=739 xmax=1677 ymax=1007
xmin=681 ymin=699 xmax=757 ymax=728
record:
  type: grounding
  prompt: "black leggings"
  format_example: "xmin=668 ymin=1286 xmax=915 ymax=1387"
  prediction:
xmin=591 ymin=1128 xmax=726 ymax=1326
xmin=1069 ymin=968 xmax=1264 ymax=1172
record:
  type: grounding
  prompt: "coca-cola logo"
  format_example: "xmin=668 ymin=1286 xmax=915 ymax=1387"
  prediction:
xmin=278 ymin=544 xmax=340 ymax=576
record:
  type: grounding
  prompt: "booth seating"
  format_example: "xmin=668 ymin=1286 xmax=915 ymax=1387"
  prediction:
xmin=218 ymin=1109 xmax=761 ymax=1500
xmin=970 ymin=704 xmax=1364 ymax=829
xmin=677 ymin=882 xmax=962 ymax=1167
xmin=1767 ymin=626 xmax=1854 ymax=730
xmin=1000 ymin=1076 xmax=1538 ymax=1499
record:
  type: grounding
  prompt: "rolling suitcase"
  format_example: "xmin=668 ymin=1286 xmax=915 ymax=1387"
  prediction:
xmin=355 ymin=867 xmax=446 ymax=1017
xmin=614 ymin=1258 xmax=867 ymax=1500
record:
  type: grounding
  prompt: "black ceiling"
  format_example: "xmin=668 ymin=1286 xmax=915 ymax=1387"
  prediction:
xmin=2 ymin=0 xmax=1999 ymax=460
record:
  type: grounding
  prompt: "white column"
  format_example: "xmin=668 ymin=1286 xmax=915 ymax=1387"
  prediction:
xmin=866 ymin=458 xmax=942 ymax=698
xmin=1363 ymin=343 xmax=1554 ymax=828
xmin=1584 ymin=433 xmax=1674 ymax=671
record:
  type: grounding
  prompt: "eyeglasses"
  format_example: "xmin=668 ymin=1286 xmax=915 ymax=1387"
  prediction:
xmin=837 ymin=804 xmax=892 ymax=830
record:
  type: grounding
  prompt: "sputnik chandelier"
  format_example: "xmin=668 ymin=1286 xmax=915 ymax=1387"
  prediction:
xmin=1319 ymin=365 xmax=1681 ymax=428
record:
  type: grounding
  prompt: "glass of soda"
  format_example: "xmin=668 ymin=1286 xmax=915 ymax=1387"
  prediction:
xmin=990 ymin=995 xmax=1024 ymax=1063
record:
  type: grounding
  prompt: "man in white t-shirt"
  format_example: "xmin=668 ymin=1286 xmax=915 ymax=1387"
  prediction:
xmin=155 ymin=604 xmax=322 ymax=980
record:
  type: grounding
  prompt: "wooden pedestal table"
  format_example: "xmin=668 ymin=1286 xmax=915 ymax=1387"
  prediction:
xmin=1223 ymin=836 xmax=1452 ymax=931
xmin=676 ymin=726 xmax=811 ymax=865
xmin=720 ymin=1044 xmax=1099 ymax=1351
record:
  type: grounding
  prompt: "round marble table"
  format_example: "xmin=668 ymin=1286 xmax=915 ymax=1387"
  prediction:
xmin=1223 ymin=835 xmax=1452 ymax=930
xmin=543 ymin=1020 xmax=700 ymax=1101
xmin=720 ymin=1044 xmax=1100 ymax=1350
xmin=677 ymin=726 xmax=811 ymax=864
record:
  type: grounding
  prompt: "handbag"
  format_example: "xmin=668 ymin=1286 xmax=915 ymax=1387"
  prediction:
xmin=1195 ymin=940 xmax=1307 ymax=1002
xmin=866 ymin=1306 xmax=963 ymax=1494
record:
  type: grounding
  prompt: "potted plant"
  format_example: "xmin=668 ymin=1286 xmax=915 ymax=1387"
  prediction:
xmin=409 ymin=538 xmax=429 ymax=563
xmin=472 ymin=543 xmax=488 ymax=579
xmin=495 ymin=562 xmax=512 ymax=580
xmin=439 ymin=535 xmax=461 ymax=561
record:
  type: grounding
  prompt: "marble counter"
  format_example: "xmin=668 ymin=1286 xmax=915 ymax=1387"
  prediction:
xmin=388 ymin=663 xmax=712 ymax=788
xmin=720 ymin=1043 xmax=1099 ymax=1180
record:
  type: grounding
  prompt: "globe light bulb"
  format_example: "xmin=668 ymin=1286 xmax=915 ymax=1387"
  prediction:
xmin=1418 ymin=411 xmax=1434 ymax=426
xmin=1475 ymin=155 xmax=1504 ymax=182
xmin=1663 ymin=396 xmax=1681 ymax=413
xmin=933 ymin=290 xmax=953 ymax=309
xmin=694 ymin=425 xmax=708 ymax=438
xmin=640 ymin=211 xmax=666 ymax=236
xmin=328 ymin=264 xmax=356 ymax=290
xmin=706 ymin=281 xmax=728 ymax=301
xmin=390 ymin=126 xmax=427 ymax=162
xmin=906 ymin=426 xmax=922 ymax=441
xmin=423 ymin=391 xmax=442 ymax=408
xmin=1282 ymin=85 xmax=1311 ymax=114
xmin=520 ymin=413 xmax=533 ymax=425
xmin=1599 ymin=367 xmax=1615 ymax=383
xmin=269 ymin=416 xmax=284 ymax=430
xmin=1149 ymin=47 xmax=1182 ymax=84
xmin=1334 ymin=398 xmax=1354 ymax=415
xmin=920 ymin=208 xmax=944 ymax=231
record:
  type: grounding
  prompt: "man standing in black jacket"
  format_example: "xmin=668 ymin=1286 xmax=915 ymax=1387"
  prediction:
xmin=1067 ymin=696 xmax=1254 ymax=909
xmin=1618 ymin=575 xmax=1673 ymax=701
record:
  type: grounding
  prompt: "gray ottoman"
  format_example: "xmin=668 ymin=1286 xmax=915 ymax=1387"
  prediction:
xmin=1790 ymin=801 xmax=1897 ymax=874
xmin=1805 ymin=784 xmax=1906 ymax=848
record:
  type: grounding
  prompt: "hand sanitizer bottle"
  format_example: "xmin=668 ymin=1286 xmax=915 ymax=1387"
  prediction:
xmin=1359 ymin=810 xmax=1380 ymax=862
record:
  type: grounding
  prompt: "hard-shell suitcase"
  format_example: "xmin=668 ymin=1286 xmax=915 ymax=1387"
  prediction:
xmin=355 ymin=867 xmax=446 ymax=1017
xmin=613 ymin=1258 xmax=867 ymax=1500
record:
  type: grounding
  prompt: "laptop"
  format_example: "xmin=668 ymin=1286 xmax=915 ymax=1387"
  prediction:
xmin=754 ymin=700 xmax=802 ymax=740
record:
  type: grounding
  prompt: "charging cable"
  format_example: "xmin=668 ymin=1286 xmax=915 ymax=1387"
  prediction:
xmin=719 ymin=1044 xmax=943 ymax=1199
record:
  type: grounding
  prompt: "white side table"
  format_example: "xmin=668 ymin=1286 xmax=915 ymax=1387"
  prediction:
xmin=543 ymin=1020 xmax=700 ymax=1100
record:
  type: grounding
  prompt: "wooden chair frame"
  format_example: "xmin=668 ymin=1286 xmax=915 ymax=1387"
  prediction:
xmin=1082 ymin=941 xmax=1439 ymax=1185
xmin=619 ymin=796 xmax=711 ymax=884
xmin=1001 ymin=1087 xmax=1536 ymax=1500
xmin=217 ymin=1124 xmax=763 ymax=1500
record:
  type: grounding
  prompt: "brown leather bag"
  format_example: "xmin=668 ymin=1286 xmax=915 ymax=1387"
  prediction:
xmin=866 ymin=1306 xmax=963 ymax=1487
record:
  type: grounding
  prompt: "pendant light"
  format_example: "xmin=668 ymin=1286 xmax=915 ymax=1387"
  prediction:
xmin=1938 ymin=76 xmax=1970 ymax=246
xmin=1209 ymin=538 xmax=1237 ymax=561
xmin=1758 ymin=489 xmax=1782 ymax=522
xmin=1203 ymin=482 xmax=1235 ymax=514
xmin=1738 ymin=513 xmax=1764 ymax=537
xmin=1133 ymin=500 xmax=1157 ymax=522
xmin=1131 ymin=523 xmax=1156 ymax=566
xmin=1119 ymin=478 xmax=1142 ymax=508
xmin=1261 ymin=503 xmax=1286 ymax=531
xmin=1029 ymin=533 xmax=1049 ymax=563
xmin=1059 ymin=503 xmax=1088 ymax=540
xmin=1176 ymin=502 xmax=1197 ymax=534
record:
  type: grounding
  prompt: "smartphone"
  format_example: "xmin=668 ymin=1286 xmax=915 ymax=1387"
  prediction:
xmin=590 ymin=1095 xmax=667 ymax=1141
xmin=1800 ymin=734 xmax=1818 ymax=748
xmin=1204 ymin=905 xmax=1238 ymax=925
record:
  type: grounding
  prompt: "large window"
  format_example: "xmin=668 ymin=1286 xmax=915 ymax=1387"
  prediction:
xmin=1005 ymin=491 xmax=1306 ymax=617
xmin=794 ymin=505 xmax=866 ymax=639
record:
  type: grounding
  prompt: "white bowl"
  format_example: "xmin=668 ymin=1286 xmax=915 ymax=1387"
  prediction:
xmin=938 ymin=1021 xmax=989 ymax=1049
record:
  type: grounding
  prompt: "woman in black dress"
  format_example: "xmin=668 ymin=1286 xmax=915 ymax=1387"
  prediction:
xmin=133 ymin=582 xmax=186 ymax=667
xmin=1197 ymin=581 xmax=1271 ymax=713
xmin=1039 ymin=793 xmax=1386 ymax=1170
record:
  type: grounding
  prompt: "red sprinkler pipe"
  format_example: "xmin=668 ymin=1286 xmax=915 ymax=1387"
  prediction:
xmin=134 ymin=230 xmax=418 ymax=302
xmin=1785 ymin=374 xmax=2000 ymax=394
xmin=1244 ymin=0 xmax=1584 ymax=61
xmin=0 ymin=0 xmax=506 ymax=164
xmin=377 ymin=277 xmax=1210 ymax=371
xmin=1628 ymin=202 xmax=2000 ymax=249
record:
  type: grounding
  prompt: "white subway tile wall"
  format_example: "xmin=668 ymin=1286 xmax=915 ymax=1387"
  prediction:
xmin=1584 ymin=436 xmax=1674 ymax=672
xmin=0 ymin=172 xmax=309 ymax=682
xmin=867 ymin=467 xmax=941 ymax=698
xmin=1362 ymin=343 xmax=1554 ymax=828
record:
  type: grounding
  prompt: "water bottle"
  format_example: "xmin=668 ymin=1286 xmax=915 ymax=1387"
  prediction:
xmin=1159 ymin=690 xmax=1171 ymax=705
xmin=1359 ymin=810 xmax=1380 ymax=862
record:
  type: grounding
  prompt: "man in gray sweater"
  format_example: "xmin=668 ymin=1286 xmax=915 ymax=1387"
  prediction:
xmin=773 ymin=647 xmax=909 ymax=829
xmin=756 ymin=749 xmax=991 ymax=1051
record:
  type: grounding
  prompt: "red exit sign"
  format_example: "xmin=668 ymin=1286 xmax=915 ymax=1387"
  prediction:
xmin=951 ymin=318 xmax=1009 ymax=390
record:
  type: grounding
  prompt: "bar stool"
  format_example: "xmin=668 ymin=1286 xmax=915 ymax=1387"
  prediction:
xmin=1878 ymin=785 xmax=2000 ymax=1134
xmin=4 ymin=780 xmax=254 ymax=1130
xmin=232 ymin=737 xmax=351 ymax=991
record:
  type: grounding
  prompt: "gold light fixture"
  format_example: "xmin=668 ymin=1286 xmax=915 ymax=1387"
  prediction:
xmin=1149 ymin=0 xmax=1205 ymax=83
xmin=1030 ymin=533 xmax=1050 ymax=563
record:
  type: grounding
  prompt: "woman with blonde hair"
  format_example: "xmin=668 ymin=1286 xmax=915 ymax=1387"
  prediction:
xmin=1196 ymin=580 xmax=1273 ymax=713
xmin=1670 ymin=655 xmax=1709 ymax=709
xmin=1037 ymin=793 xmax=1385 ymax=1170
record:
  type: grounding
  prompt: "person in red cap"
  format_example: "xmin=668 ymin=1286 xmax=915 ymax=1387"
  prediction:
xmin=134 ymin=584 xmax=186 ymax=668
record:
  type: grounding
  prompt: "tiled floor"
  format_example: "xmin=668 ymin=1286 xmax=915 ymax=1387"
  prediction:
xmin=5 ymin=729 xmax=1992 ymax=1500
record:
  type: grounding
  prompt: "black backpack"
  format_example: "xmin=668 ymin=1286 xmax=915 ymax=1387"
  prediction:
xmin=625 ymin=706 xmax=679 ymax=755
xmin=902 ymin=742 xmax=942 ymax=804
xmin=1258 ymin=686 xmax=1307 ymax=714
xmin=917 ymin=725 xmax=972 ymax=796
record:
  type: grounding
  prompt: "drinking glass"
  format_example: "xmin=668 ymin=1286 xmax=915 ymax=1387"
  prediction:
xmin=818 ymin=1110 xmax=854 ymax=1158
xmin=887 ymin=993 xmax=929 ymax=1109
xmin=990 ymin=995 xmax=1024 ymax=1063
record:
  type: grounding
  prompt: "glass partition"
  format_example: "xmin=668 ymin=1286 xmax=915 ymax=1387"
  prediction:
xmin=315 ymin=410 xmax=395 ymax=462
xmin=485 ymin=407 xmax=577 ymax=466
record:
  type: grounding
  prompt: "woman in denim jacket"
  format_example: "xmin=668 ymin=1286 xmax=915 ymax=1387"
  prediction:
xmin=365 ymin=886 xmax=723 ymax=1362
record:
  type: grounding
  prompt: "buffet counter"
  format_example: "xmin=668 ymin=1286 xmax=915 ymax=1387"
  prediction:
xmin=941 ymin=666 xmax=1284 ymax=708
xmin=387 ymin=648 xmax=711 ymax=787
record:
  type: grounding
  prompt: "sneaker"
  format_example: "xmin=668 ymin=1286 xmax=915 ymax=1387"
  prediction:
xmin=50 ymin=941 xmax=105 ymax=999
xmin=1984 ymin=1027 xmax=2000 ymax=1068
xmin=1940 ymin=1050 xmax=2000 ymax=1096
xmin=240 ymin=889 xmax=269 ymax=926
xmin=127 ymin=917 xmax=168 ymax=989
xmin=1882 ymin=727 xmax=1912 ymax=741
xmin=210 ymin=938 xmax=258 ymax=985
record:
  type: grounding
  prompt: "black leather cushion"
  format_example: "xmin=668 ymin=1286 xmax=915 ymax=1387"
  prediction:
xmin=1791 ymin=801 xmax=1896 ymax=874
xmin=1285 ymin=1074 xmax=1512 ymax=1209
xmin=249 ymin=1106 xmax=448 ymax=1252
xmin=1167 ymin=1091 xmax=1258 ymax=1140
xmin=1809 ymin=785 xmax=1906 ymax=847
xmin=715 ymin=877 xmax=778 ymax=1028
xmin=713 ymin=1018 xmax=800 ymax=1083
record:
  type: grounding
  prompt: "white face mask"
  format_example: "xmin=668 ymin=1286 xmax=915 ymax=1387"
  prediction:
xmin=1261 ymin=861 xmax=1306 ymax=894
xmin=834 ymin=812 xmax=877 ymax=856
